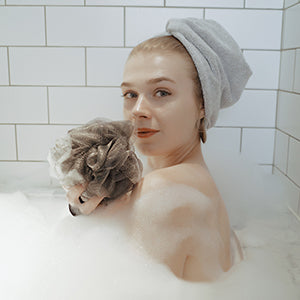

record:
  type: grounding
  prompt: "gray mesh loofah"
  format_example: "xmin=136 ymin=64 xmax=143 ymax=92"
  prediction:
xmin=48 ymin=119 xmax=143 ymax=203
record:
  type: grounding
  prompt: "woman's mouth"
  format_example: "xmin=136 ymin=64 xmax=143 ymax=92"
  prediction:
xmin=136 ymin=128 xmax=159 ymax=138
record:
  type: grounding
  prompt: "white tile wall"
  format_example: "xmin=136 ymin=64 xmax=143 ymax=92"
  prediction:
xmin=0 ymin=125 xmax=16 ymax=160
xmin=87 ymin=48 xmax=132 ymax=86
xmin=202 ymin=127 xmax=241 ymax=155
xmin=7 ymin=0 xmax=83 ymax=4
xmin=49 ymin=87 xmax=124 ymax=124
xmin=246 ymin=0 xmax=284 ymax=8
xmin=241 ymin=128 xmax=275 ymax=164
xmin=47 ymin=7 xmax=124 ymax=47
xmin=279 ymin=49 xmax=296 ymax=91
xmin=0 ymin=0 xmax=4 ymax=5
xmin=205 ymin=9 xmax=282 ymax=49
xmin=0 ymin=7 xmax=45 ymax=46
xmin=244 ymin=50 xmax=281 ymax=89
xmin=277 ymin=91 xmax=300 ymax=140
xmin=287 ymin=137 xmax=300 ymax=186
xmin=9 ymin=47 xmax=85 ymax=86
xmin=284 ymin=0 xmax=299 ymax=8
xmin=259 ymin=165 xmax=273 ymax=174
xmin=166 ymin=0 xmax=243 ymax=7
xmin=0 ymin=162 xmax=51 ymax=188
xmin=294 ymin=49 xmax=300 ymax=93
xmin=87 ymin=0 xmax=163 ymax=5
xmin=274 ymin=130 xmax=289 ymax=172
xmin=17 ymin=125 xmax=74 ymax=161
xmin=215 ymin=90 xmax=276 ymax=127
xmin=273 ymin=167 xmax=300 ymax=213
xmin=0 ymin=47 xmax=9 ymax=85
xmin=0 ymin=87 xmax=48 ymax=123
xmin=282 ymin=3 xmax=300 ymax=49
xmin=125 ymin=7 xmax=204 ymax=46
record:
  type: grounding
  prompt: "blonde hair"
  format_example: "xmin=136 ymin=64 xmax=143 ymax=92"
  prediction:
xmin=128 ymin=35 xmax=207 ymax=143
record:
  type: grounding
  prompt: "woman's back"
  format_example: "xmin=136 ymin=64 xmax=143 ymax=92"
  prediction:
xmin=128 ymin=163 xmax=234 ymax=281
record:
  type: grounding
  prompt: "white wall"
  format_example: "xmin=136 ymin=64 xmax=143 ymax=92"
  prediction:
xmin=273 ymin=0 xmax=300 ymax=219
xmin=0 ymin=0 xmax=284 ymax=187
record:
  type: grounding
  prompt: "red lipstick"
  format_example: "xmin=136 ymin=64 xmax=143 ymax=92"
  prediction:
xmin=136 ymin=128 xmax=159 ymax=138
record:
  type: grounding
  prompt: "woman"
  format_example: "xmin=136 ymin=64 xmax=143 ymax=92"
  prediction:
xmin=67 ymin=18 xmax=252 ymax=282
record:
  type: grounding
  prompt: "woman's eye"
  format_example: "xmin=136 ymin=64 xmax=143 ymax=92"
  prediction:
xmin=155 ymin=90 xmax=171 ymax=97
xmin=121 ymin=92 xmax=137 ymax=99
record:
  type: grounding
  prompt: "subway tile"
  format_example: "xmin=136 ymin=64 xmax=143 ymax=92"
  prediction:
xmin=17 ymin=125 xmax=74 ymax=161
xmin=49 ymin=87 xmax=124 ymax=124
xmin=245 ymin=0 xmax=283 ymax=8
xmin=0 ymin=87 xmax=48 ymax=124
xmin=7 ymin=0 xmax=83 ymax=4
xmin=0 ymin=7 xmax=45 ymax=46
xmin=244 ymin=50 xmax=280 ymax=89
xmin=287 ymin=137 xmax=300 ymax=187
xmin=87 ymin=48 xmax=131 ymax=86
xmin=87 ymin=0 xmax=163 ymax=5
xmin=166 ymin=0 xmax=243 ymax=7
xmin=9 ymin=47 xmax=85 ymax=86
xmin=0 ymin=125 xmax=16 ymax=160
xmin=205 ymin=9 xmax=282 ymax=50
xmin=279 ymin=49 xmax=296 ymax=91
xmin=294 ymin=49 xmax=300 ymax=93
xmin=0 ymin=47 xmax=9 ymax=85
xmin=277 ymin=91 xmax=300 ymax=140
xmin=258 ymin=165 xmax=273 ymax=174
xmin=284 ymin=0 xmax=299 ymax=8
xmin=202 ymin=127 xmax=241 ymax=156
xmin=282 ymin=3 xmax=300 ymax=49
xmin=47 ymin=7 xmax=123 ymax=47
xmin=125 ymin=7 xmax=204 ymax=47
xmin=274 ymin=130 xmax=289 ymax=173
xmin=215 ymin=90 xmax=276 ymax=127
xmin=0 ymin=162 xmax=52 ymax=191
xmin=273 ymin=167 xmax=300 ymax=212
xmin=241 ymin=128 xmax=275 ymax=164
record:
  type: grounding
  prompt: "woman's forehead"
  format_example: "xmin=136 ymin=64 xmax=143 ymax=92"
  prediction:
xmin=123 ymin=52 xmax=192 ymax=84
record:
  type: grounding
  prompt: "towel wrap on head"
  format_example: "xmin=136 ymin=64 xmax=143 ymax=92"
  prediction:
xmin=166 ymin=18 xmax=253 ymax=129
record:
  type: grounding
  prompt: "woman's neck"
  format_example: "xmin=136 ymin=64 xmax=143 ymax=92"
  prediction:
xmin=147 ymin=140 xmax=207 ymax=170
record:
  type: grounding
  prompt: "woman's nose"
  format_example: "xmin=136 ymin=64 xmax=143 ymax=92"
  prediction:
xmin=132 ymin=94 xmax=151 ymax=119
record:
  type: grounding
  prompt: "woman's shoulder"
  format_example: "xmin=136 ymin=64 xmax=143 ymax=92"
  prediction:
xmin=130 ymin=163 xmax=218 ymax=216
xmin=137 ymin=163 xmax=221 ymax=202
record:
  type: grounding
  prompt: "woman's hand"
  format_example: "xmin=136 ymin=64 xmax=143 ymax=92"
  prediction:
xmin=66 ymin=183 xmax=106 ymax=216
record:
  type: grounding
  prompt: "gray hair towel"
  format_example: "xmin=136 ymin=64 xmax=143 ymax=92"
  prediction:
xmin=166 ymin=18 xmax=253 ymax=129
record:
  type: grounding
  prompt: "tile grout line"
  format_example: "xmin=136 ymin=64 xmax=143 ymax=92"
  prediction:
xmin=287 ymin=206 xmax=300 ymax=223
xmin=0 ymin=4 xmax=285 ymax=10
xmin=7 ymin=47 xmax=11 ymax=85
xmin=274 ymin=165 xmax=300 ymax=189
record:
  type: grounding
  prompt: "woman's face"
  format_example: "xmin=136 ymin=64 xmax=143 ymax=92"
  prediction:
xmin=121 ymin=52 xmax=204 ymax=158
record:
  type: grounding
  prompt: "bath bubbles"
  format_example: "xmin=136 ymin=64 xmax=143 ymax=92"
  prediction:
xmin=0 ymin=149 xmax=300 ymax=299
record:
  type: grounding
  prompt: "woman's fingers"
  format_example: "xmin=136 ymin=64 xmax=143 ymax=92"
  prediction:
xmin=66 ymin=183 xmax=105 ymax=216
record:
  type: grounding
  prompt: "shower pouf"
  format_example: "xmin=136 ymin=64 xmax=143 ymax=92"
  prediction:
xmin=47 ymin=118 xmax=143 ymax=210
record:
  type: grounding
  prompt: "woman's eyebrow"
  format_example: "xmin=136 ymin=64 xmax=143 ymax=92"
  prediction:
xmin=120 ymin=76 xmax=176 ymax=88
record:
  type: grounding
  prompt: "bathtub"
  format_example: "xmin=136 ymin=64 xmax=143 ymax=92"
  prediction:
xmin=0 ymin=149 xmax=299 ymax=300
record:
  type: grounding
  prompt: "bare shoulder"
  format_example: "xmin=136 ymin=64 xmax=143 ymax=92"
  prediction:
xmin=130 ymin=164 xmax=217 ymax=223
xmin=132 ymin=163 xmax=221 ymax=204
